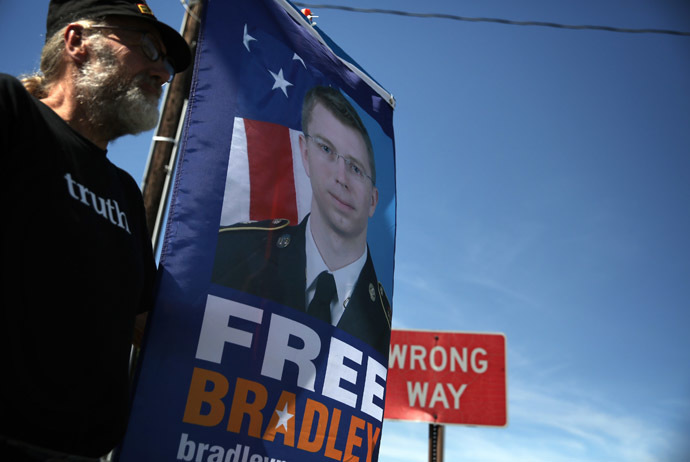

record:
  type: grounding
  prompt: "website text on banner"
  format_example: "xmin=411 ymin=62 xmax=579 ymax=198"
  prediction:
xmin=385 ymin=330 xmax=507 ymax=427
xmin=117 ymin=1 xmax=396 ymax=461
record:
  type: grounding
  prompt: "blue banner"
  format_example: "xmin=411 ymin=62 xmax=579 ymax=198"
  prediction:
xmin=119 ymin=1 xmax=395 ymax=461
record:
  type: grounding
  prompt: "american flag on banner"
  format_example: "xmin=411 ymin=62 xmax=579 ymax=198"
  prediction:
xmin=220 ymin=117 xmax=312 ymax=226
xmin=218 ymin=17 xmax=332 ymax=227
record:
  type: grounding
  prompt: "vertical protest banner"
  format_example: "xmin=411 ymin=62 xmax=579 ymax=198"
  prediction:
xmin=118 ymin=1 xmax=396 ymax=461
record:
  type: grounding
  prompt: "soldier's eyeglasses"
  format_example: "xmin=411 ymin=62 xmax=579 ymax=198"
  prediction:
xmin=305 ymin=134 xmax=374 ymax=185
xmin=84 ymin=25 xmax=175 ymax=81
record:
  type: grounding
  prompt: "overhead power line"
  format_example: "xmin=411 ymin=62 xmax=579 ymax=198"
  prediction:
xmin=293 ymin=3 xmax=690 ymax=37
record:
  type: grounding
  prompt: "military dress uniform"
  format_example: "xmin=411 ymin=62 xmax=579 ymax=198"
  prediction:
xmin=211 ymin=215 xmax=392 ymax=358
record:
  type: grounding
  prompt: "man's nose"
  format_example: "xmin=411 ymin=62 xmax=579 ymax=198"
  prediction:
xmin=334 ymin=154 xmax=350 ymax=186
xmin=150 ymin=59 xmax=171 ymax=85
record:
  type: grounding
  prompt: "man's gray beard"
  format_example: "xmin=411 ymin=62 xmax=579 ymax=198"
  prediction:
xmin=74 ymin=38 xmax=162 ymax=142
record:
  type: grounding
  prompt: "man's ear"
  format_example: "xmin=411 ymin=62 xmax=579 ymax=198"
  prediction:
xmin=369 ymin=186 xmax=379 ymax=218
xmin=64 ymin=24 xmax=89 ymax=65
xmin=299 ymin=133 xmax=311 ymax=178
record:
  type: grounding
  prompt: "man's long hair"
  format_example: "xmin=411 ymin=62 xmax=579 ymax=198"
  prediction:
xmin=21 ymin=21 xmax=97 ymax=98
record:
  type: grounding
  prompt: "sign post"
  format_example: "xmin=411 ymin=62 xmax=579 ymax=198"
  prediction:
xmin=385 ymin=329 xmax=507 ymax=458
xmin=428 ymin=423 xmax=444 ymax=462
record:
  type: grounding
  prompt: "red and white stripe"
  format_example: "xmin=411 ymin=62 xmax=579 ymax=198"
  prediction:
xmin=221 ymin=117 xmax=312 ymax=226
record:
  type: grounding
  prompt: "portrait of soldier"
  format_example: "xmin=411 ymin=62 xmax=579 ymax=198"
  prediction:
xmin=212 ymin=85 xmax=391 ymax=358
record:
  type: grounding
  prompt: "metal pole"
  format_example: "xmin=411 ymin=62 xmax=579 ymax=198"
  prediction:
xmin=142 ymin=0 xmax=204 ymax=239
xmin=150 ymin=99 xmax=188 ymax=255
xmin=428 ymin=423 xmax=444 ymax=462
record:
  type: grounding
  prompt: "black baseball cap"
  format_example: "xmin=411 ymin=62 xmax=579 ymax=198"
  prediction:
xmin=46 ymin=0 xmax=191 ymax=72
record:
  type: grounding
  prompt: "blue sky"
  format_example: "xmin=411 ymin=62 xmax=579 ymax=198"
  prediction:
xmin=3 ymin=1 xmax=689 ymax=460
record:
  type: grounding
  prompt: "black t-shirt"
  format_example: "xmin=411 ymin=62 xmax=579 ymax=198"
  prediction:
xmin=0 ymin=74 xmax=156 ymax=457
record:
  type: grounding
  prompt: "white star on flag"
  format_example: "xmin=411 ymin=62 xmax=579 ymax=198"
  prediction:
xmin=243 ymin=24 xmax=256 ymax=52
xmin=274 ymin=403 xmax=293 ymax=430
xmin=293 ymin=53 xmax=306 ymax=68
xmin=269 ymin=68 xmax=293 ymax=97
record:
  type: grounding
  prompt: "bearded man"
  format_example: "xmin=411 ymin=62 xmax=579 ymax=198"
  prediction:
xmin=0 ymin=1 xmax=190 ymax=460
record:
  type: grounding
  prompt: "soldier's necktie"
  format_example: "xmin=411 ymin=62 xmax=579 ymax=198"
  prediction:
xmin=308 ymin=271 xmax=336 ymax=324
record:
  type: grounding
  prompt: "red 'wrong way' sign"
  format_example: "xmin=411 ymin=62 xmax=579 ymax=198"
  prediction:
xmin=384 ymin=329 xmax=507 ymax=426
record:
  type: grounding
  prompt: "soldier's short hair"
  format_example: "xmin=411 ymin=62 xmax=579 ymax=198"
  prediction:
xmin=301 ymin=86 xmax=376 ymax=185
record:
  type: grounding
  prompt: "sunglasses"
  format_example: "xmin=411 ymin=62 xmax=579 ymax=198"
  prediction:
xmin=84 ymin=25 xmax=175 ymax=81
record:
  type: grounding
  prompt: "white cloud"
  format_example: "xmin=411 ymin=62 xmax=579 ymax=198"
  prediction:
xmin=508 ymin=384 xmax=664 ymax=461
xmin=379 ymin=378 xmax=682 ymax=462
